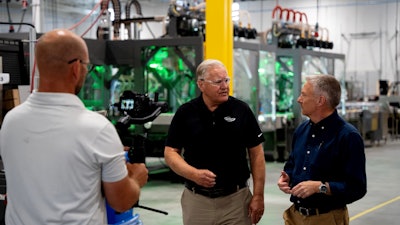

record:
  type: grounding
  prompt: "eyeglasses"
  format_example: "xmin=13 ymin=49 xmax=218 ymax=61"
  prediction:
xmin=68 ymin=58 xmax=94 ymax=73
xmin=200 ymin=77 xmax=230 ymax=87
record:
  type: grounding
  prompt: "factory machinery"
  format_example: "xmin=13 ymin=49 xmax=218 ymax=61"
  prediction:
xmin=233 ymin=5 xmax=393 ymax=160
xmin=0 ymin=0 xmax=211 ymax=176
xmin=0 ymin=1 xmax=205 ymax=224
xmin=79 ymin=1 xmax=206 ymax=177
xmin=77 ymin=0 xmax=259 ymax=164
xmin=0 ymin=1 xmax=344 ymax=162
xmin=0 ymin=2 xmax=394 ymax=222
xmin=266 ymin=5 xmax=334 ymax=49
xmin=233 ymin=5 xmax=347 ymax=161
xmin=1 ymin=1 xmax=390 ymax=167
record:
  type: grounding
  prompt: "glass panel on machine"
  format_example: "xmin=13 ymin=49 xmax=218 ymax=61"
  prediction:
xmin=258 ymin=51 xmax=276 ymax=130
xmin=234 ymin=48 xmax=258 ymax=114
xmin=78 ymin=45 xmax=198 ymax=118
xmin=143 ymin=46 xmax=197 ymax=113
xmin=275 ymin=55 xmax=294 ymax=116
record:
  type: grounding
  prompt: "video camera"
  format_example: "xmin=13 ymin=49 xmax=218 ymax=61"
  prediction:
xmin=107 ymin=91 xmax=168 ymax=225
xmin=115 ymin=91 xmax=168 ymax=163
xmin=117 ymin=91 xmax=168 ymax=126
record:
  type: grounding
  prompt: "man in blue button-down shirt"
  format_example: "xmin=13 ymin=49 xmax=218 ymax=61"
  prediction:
xmin=277 ymin=74 xmax=367 ymax=225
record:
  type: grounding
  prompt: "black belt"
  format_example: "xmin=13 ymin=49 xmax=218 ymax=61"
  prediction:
xmin=185 ymin=183 xmax=247 ymax=198
xmin=294 ymin=204 xmax=332 ymax=216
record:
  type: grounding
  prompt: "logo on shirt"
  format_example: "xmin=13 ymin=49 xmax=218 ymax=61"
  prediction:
xmin=224 ymin=116 xmax=236 ymax=122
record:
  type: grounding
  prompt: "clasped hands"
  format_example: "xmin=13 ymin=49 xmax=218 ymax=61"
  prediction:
xmin=277 ymin=171 xmax=321 ymax=199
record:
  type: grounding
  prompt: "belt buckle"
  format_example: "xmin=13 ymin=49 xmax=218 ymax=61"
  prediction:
xmin=298 ymin=207 xmax=310 ymax=216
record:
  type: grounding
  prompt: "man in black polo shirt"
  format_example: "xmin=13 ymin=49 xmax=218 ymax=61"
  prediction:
xmin=164 ymin=59 xmax=266 ymax=225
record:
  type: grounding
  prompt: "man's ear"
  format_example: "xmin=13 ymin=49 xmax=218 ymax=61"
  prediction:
xmin=197 ymin=80 xmax=204 ymax=91
xmin=70 ymin=61 xmax=81 ymax=82
xmin=318 ymin=95 xmax=326 ymax=106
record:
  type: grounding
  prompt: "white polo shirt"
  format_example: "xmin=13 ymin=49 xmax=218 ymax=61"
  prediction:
xmin=0 ymin=92 xmax=127 ymax=225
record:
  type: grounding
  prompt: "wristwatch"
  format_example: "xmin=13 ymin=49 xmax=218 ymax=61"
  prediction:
xmin=319 ymin=182 xmax=328 ymax=194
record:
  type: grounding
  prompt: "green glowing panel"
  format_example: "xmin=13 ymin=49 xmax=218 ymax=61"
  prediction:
xmin=78 ymin=65 xmax=112 ymax=111
xmin=258 ymin=51 xmax=275 ymax=116
xmin=144 ymin=46 xmax=197 ymax=113
xmin=233 ymin=48 xmax=258 ymax=114
xmin=275 ymin=56 xmax=294 ymax=113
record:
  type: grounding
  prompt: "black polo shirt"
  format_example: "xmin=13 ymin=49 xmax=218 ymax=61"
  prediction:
xmin=166 ymin=95 xmax=265 ymax=188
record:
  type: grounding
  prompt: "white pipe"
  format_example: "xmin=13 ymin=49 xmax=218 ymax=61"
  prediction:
xmin=31 ymin=0 xmax=42 ymax=33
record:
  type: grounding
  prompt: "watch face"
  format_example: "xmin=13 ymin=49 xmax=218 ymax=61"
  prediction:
xmin=319 ymin=184 xmax=327 ymax=193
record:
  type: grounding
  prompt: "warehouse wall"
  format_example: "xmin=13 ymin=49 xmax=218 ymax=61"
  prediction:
xmin=240 ymin=0 xmax=400 ymax=97
xmin=1 ymin=0 xmax=399 ymax=97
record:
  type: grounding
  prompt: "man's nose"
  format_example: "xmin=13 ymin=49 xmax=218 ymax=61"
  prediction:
xmin=297 ymin=96 xmax=302 ymax=103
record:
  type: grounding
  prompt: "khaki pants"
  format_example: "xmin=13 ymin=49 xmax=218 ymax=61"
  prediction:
xmin=181 ymin=187 xmax=252 ymax=225
xmin=283 ymin=204 xmax=349 ymax=225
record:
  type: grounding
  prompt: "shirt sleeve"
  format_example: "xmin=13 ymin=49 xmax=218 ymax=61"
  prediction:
xmin=329 ymin=128 xmax=367 ymax=204
xmin=283 ymin=127 xmax=298 ymax=181
xmin=94 ymin=123 xmax=128 ymax=182
xmin=165 ymin=107 xmax=185 ymax=149
xmin=243 ymin=105 xmax=265 ymax=148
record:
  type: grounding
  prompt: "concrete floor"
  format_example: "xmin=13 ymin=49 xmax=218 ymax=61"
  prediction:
xmin=133 ymin=139 xmax=400 ymax=225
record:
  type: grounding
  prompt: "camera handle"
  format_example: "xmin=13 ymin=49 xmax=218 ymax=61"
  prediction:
xmin=135 ymin=204 xmax=168 ymax=215
xmin=129 ymin=106 xmax=163 ymax=124
xmin=125 ymin=151 xmax=169 ymax=215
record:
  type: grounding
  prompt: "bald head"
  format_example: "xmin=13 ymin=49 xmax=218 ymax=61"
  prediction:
xmin=36 ymin=29 xmax=88 ymax=73
xmin=35 ymin=29 xmax=89 ymax=93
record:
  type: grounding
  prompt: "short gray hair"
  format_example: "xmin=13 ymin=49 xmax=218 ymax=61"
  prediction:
xmin=196 ymin=59 xmax=226 ymax=80
xmin=306 ymin=74 xmax=341 ymax=108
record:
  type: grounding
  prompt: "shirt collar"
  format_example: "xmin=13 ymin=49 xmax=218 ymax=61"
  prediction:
xmin=308 ymin=110 xmax=341 ymax=132
xmin=28 ymin=91 xmax=86 ymax=108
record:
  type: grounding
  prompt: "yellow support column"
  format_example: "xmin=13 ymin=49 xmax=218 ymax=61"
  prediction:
xmin=205 ymin=0 xmax=233 ymax=94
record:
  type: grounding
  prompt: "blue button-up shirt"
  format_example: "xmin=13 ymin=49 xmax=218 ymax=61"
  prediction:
xmin=284 ymin=110 xmax=367 ymax=209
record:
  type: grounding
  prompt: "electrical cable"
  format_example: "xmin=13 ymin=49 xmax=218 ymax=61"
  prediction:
xmin=0 ymin=22 xmax=35 ymax=29
xmin=17 ymin=10 xmax=27 ymax=32
xmin=126 ymin=0 xmax=141 ymax=39
xmin=110 ymin=0 xmax=121 ymax=39
xmin=126 ymin=0 xmax=142 ymax=18
xmin=6 ymin=0 xmax=14 ymax=32
xmin=144 ymin=20 xmax=156 ymax=39
xmin=31 ymin=0 xmax=104 ymax=92
xmin=315 ymin=0 xmax=319 ymax=38
xmin=68 ymin=0 xmax=102 ymax=31
xmin=125 ymin=0 xmax=156 ymax=39
xmin=17 ymin=0 xmax=29 ymax=32
xmin=272 ymin=5 xmax=282 ymax=20
xmin=80 ymin=9 xmax=104 ymax=37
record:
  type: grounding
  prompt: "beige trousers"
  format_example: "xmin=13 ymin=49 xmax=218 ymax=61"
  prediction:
xmin=181 ymin=187 xmax=252 ymax=225
xmin=283 ymin=204 xmax=349 ymax=225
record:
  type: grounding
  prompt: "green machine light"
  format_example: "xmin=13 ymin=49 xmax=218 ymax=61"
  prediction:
xmin=143 ymin=45 xmax=197 ymax=112
xmin=78 ymin=64 xmax=112 ymax=111
xmin=275 ymin=59 xmax=294 ymax=113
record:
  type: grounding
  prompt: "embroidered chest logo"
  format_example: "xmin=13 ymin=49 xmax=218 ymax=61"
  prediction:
xmin=224 ymin=116 xmax=236 ymax=122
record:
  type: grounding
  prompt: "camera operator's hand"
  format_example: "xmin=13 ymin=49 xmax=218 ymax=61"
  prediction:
xmin=126 ymin=163 xmax=148 ymax=188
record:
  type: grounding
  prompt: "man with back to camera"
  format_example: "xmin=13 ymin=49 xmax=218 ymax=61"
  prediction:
xmin=164 ymin=59 xmax=266 ymax=225
xmin=277 ymin=74 xmax=367 ymax=225
xmin=0 ymin=29 xmax=148 ymax=224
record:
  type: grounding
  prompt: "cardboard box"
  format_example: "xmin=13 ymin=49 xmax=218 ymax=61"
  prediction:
xmin=3 ymin=89 xmax=19 ymax=100
xmin=2 ymin=89 xmax=20 ymax=110
xmin=3 ymin=98 xmax=20 ymax=110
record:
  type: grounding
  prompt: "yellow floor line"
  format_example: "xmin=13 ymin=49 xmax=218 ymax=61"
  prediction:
xmin=350 ymin=195 xmax=400 ymax=221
